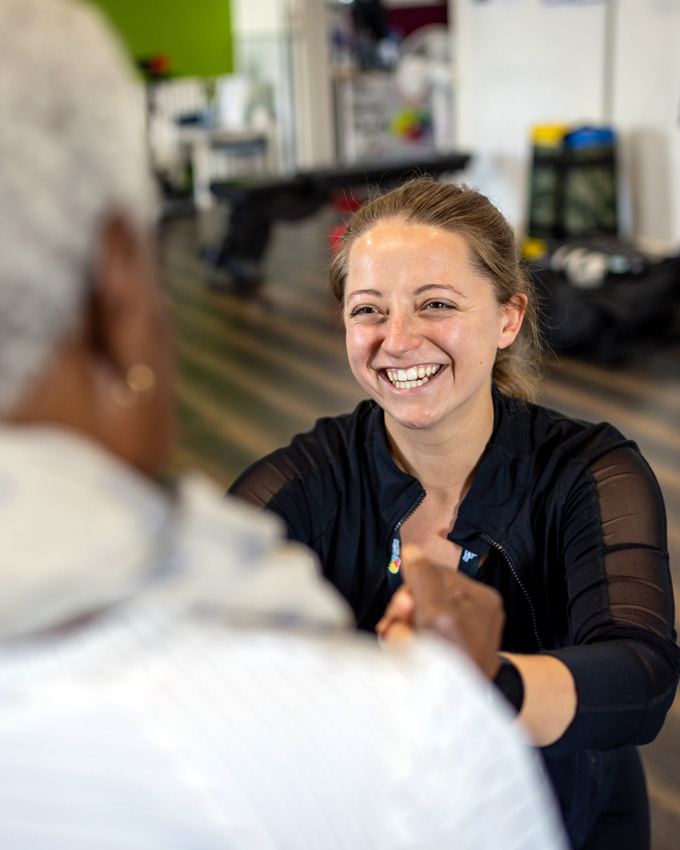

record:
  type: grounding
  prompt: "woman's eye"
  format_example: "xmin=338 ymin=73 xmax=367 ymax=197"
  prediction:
xmin=349 ymin=306 xmax=379 ymax=317
xmin=423 ymin=300 xmax=454 ymax=311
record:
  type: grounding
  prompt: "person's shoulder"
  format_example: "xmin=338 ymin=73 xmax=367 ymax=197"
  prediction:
xmin=496 ymin=389 xmax=633 ymax=461
xmin=168 ymin=620 xmax=513 ymax=753
xmin=294 ymin=398 xmax=378 ymax=458
xmin=178 ymin=628 xmax=567 ymax=850
xmin=228 ymin=400 xmax=377 ymax=506
xmin=0 ymin=621 xmax=565 ymax=849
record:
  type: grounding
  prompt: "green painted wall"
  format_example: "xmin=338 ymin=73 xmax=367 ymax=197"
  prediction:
xmin=87 ymin=0 xmax=232 ymax=77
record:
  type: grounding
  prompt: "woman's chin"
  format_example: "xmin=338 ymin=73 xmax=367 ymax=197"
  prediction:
xmin=383 ymin=405 xmax=444 ymax=433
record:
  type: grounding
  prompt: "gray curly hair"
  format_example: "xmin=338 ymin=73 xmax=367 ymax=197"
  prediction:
xmin=0 ymin=0 xmax=157 ymax=414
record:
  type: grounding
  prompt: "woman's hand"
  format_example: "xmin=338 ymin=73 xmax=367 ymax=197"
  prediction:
xmin=377 ymin=543 xmax=505 ymax=679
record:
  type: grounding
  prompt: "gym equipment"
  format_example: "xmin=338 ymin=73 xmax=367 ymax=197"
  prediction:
xmin=206 ymin=152 xmax=471 ymax=287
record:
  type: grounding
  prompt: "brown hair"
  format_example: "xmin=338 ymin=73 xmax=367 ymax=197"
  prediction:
xmin=329 ymin=177 xmax=542 ymax=402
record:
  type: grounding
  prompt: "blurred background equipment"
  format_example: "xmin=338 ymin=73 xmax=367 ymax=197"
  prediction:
xmin=524 ymin=121 xmax=680 ymax=365
xmin=394 ymin=24 xmax=454 ymax=156
xmin=533 ymin=243 xmax=680 ymax=364
xmin=332 ymin=1 xmax=454 ymax=165
xmin=145 ymin=75 xmax=277 ymax=211
xmin=527 ymin=124 xmax=619 ymax=245
xmin=206 ymin=152 xmax=471 ymax=289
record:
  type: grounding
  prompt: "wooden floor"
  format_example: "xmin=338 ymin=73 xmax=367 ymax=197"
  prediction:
xmin=161 ymin=209 xmax=680 ymax=849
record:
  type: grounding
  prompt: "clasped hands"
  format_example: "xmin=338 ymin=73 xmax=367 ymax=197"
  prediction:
xmin=376 ymin=543 xmax=505 ymax=680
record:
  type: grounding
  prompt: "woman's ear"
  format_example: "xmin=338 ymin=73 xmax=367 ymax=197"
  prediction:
xmin=498 ymin=293 xmax=528 ymax=350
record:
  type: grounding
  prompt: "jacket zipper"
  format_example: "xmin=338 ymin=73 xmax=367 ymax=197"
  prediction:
xmin=357 ymin=491 xmax=425 ymax=626
xmin=480 ymin=532 xmax=544 ymax=651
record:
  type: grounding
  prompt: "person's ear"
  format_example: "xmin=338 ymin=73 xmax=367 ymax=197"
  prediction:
xmin=498 ymin=293 xmax=528 ymax=350
xmin=85 ymin=213 xmax=152 ymax=376
xmin=85 ymin=212 xmax=176 ymax=476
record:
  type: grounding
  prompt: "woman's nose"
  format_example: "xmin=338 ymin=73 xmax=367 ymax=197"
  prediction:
xmin=382 ymin=314 xmax=420 ymax=357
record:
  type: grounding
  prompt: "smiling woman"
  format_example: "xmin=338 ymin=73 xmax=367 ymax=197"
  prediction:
xmin=342 ymin=219 xmax=525 ymax=439
xmin=331 ymin=178 xmax=541 ymax=403
xmin=229 ymin=178 xmax=680 ymax=850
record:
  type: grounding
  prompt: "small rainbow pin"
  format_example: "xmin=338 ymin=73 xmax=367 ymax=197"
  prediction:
xmin=388 ymin=537 xmax=401 ymax=574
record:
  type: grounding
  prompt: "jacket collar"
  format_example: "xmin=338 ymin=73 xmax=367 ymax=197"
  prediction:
xmin=454 ymin=388 xmax=530 ymax=544
xmin=366 ymin=388 xmax=529 ymax=545
xmin=365 ymin=402 xmax=424 ymax=536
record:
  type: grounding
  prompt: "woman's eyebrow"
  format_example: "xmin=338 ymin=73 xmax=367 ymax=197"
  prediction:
xmin=346 ymin=288 xmax=382 ymax=300
xmin=414 ymin=284 xmax=467 ymax=298
xmin=346 ymin=284 xmax=467 ymax=301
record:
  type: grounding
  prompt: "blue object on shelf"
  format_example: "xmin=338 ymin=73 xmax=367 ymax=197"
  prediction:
xmin=563 ymin=126 xmax=616 ymax=150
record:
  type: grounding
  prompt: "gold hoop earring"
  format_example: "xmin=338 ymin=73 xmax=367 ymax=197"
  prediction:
xmin=110 ymin=364 xmax=157 ymax=409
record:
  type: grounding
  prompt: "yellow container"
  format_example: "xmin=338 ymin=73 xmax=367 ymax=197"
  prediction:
xmin=531 ymin=124 xmax=570 ymax=148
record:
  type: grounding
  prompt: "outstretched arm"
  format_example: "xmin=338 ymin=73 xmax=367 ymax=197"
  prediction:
xmin=382 ymin=447 xmax=680 ymax=752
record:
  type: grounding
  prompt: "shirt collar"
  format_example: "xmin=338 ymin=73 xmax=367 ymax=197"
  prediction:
xmin=365 ymin=389 xmax=529 ymax=545
xmin=0 ymin=425 xmax=352 ymax=641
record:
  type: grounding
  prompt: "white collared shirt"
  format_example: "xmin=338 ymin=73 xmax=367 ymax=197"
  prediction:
xmin=0 ymin=426 xmax=567 ymax=850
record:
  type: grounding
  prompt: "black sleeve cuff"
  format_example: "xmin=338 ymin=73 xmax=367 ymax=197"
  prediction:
xmin=493 ymin=657 xmax=525 ymax=713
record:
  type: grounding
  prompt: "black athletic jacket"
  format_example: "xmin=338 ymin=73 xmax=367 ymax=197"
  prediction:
xmin=230 ymin=388 xmax=680 ymax=848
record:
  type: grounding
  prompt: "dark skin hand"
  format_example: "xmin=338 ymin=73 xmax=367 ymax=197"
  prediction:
xmin=378 ymin=545 xmax=578 ymax=746
xmin=376 ymin=544 xmax=505 ymax=680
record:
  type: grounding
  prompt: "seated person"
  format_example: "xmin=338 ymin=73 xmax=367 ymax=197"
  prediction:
xmin=0 ymin=2 xmax=566 ymax=848
xmin=230 ymin=177 xmax=680 ymax=850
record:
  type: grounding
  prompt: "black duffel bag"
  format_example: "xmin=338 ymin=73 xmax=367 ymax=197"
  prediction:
xmin=531 ymin=240 xmax=680 ymax=363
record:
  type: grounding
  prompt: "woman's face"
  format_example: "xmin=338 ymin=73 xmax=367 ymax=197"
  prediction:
xmin=343 ymin=218 xmax=525 ymax=435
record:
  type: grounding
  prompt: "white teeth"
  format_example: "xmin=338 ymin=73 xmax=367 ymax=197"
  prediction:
xmin=384 ymin=365 xmax=442 ymax=388
xmin=390 ymin=376 xmax=430 ymax=389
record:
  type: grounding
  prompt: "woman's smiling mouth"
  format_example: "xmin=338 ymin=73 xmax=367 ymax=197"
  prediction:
xmin=383 ymin=364 xmax=443 ymax=389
